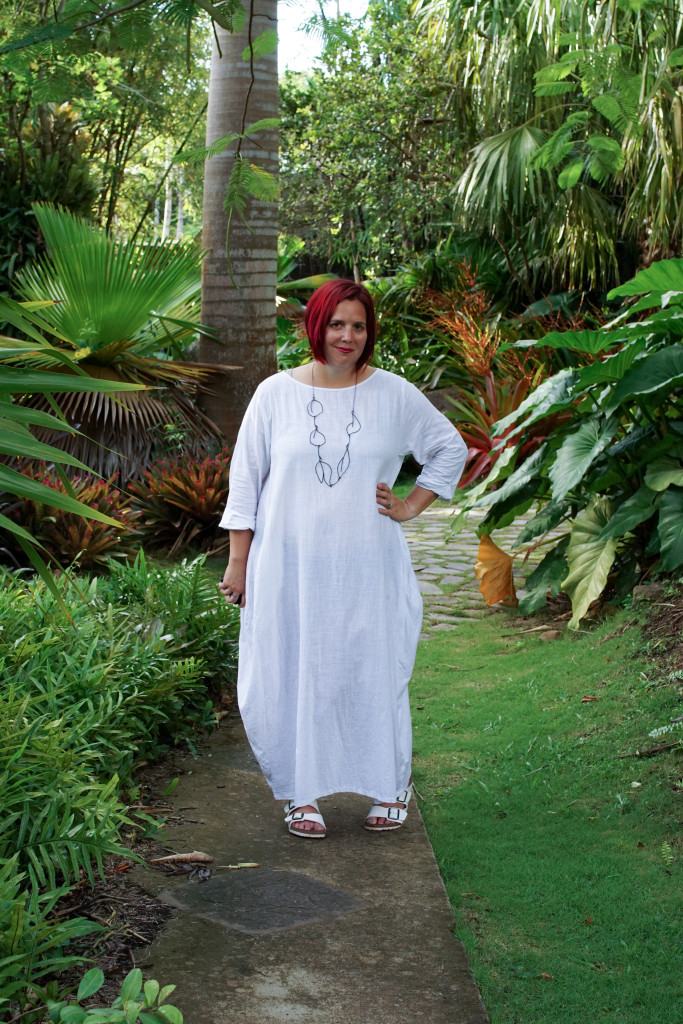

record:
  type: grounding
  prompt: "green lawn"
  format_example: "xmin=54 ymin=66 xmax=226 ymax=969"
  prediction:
xmin=412 ymin=610 xmax=682 ymax=1024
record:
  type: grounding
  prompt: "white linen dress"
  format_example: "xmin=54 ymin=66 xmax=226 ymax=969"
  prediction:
xmin=219 ymin=368 xmax=467 ymax=807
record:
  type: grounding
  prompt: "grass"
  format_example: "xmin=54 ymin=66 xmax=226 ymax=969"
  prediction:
xmin=411 ymin=609 xmax=682 ymax=1024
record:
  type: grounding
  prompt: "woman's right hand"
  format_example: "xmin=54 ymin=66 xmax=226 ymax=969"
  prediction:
xmin=219 ymin=560 xmax=246 ymax=608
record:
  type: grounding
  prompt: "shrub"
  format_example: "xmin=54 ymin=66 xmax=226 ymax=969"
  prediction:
xmin=47 ymin=967 xmax=183 ymax=1024
xmin=129 ymin=445 xmax=232 ymax=554
xmin=0 ymin=558 xmax=238 ymax=1016
xmin=455 ymin=257 xmax=683 ymax=625
xmin=0 ymin=468 xmax=139 ymax=570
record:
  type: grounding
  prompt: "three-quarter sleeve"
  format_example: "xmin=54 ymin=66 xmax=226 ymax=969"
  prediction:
xmin=219 ymin=384 xmax=271 ymax=531
xmin=403 ymin=383 xmax=468 ymax=501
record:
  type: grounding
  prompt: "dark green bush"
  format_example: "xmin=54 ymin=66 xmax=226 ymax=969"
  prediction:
xmin=0 ymin=556 xmax=238 ymax=1017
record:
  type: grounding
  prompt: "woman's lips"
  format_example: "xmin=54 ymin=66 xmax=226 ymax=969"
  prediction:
xmin=335 ymin=346 xmax=353 ymax=353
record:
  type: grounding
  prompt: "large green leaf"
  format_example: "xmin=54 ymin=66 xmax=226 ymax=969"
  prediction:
xmin=608 ymin=258 xmax=683 ymax=301
xmin=658 ymin=487 xmax=683 ymax=570
xmin=618 ymin=307 xmax=683 ymax=340
xmin=0 ymin=367 xmax=143 ymax=395
xmin=0 ymin=466 xmax=122 ymax=527
xmin=563 ymin=497 xmax=618 ymax=628
xmin=576 ymin=338 xmax=646 ymax=389
xmin=16 ymin=204 xmax=203 ymax=358
xmin=0 ymin=419 xmax=91 ymax=470
xmin=518 ymin=534 xmax=570 ymax=614
xmin=644 ymin=457 xmax=683 ymax=491
xmin=0 ymin=511 xmax=41 ymax=546
xmin=549 ymin=415 xmax=619 ymax=501
xmin=278 ymin=273 xmax=337 ymax=294
xmin=607 ymin=345 xmax=683 ymax=407
xmin=599 ymin=485 xmax=659 ymax=540
xmin=0 ymin=400 xmax=70 ymax=432
xmin=476 ymin=447 xmax=545 ymax=508
xmin=515 ymin=501 xmax=569 ymax=545
xmin=531 ymin=329 xmax=621 ymax=354
xmin=492 ymin=370 xmax=578 ymax=438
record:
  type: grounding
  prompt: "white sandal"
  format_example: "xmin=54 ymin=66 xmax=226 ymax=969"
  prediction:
xmin=284 ymin=799 xmax=326 ymax=839
xmin=364 ymin=784 xmax=413 ymax=832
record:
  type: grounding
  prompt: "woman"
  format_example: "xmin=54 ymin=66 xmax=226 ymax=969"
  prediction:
xmin=219 ymin=279 xmax=467 ymax=837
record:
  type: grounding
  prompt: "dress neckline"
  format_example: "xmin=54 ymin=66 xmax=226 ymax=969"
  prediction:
xmin=283 ymin=367 xmax=381 ymax=392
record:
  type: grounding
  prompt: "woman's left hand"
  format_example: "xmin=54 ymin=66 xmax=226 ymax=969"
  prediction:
xmin=376 ymin=482 xmax=413 ymax=522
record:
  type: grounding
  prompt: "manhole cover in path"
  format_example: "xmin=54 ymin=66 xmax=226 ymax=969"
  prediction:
xmin=158 ymin=868 xmax=367 ymax=934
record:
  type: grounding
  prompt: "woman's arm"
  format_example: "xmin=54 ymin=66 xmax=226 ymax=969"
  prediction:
xmin=219 ymin=529 xmax=253 ymax=608
xmin=376 ymin=482 xmax=437 ymax=522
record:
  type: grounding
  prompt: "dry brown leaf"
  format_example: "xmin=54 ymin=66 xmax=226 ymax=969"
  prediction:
xmin=474 ymin=535 xmax=518 ymax=607
xmin=149 ymin=850 xmax=214 ymax=864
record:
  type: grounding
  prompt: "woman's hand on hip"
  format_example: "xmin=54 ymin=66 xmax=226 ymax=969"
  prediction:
xmin=219 ymin=561 xmax=246 ymax=608
xmin=376 ymin=482 xmax=439 ymax=522
xmin=376 ymin=482 xmax=412 ymax=522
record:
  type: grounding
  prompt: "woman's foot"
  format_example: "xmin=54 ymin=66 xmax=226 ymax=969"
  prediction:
xmin=365 ymin=782 xmax=413 ymax=831
xmin=284 ymin=801 xmax=326 ymax=838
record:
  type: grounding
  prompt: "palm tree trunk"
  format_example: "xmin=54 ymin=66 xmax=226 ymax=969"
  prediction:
xmin=199 ymin=0 xmax=278 ymax=441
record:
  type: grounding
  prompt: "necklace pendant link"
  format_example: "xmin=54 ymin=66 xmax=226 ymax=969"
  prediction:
xmin=307 ymin=364 xmax=361 ymax=487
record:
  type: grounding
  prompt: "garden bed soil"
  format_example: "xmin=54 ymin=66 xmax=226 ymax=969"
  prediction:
xmin=51 ymin=733 xmax=224 ymax=1011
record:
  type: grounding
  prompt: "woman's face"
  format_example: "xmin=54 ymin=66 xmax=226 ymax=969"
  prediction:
xmin=321 ymin=299 xmax=367 ymax=367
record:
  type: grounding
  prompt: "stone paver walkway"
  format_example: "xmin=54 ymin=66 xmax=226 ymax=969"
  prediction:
xmin=402 ymin=505 xmax=525 ymax=638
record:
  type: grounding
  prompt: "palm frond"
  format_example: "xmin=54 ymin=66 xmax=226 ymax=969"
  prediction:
xmin=16 ymin=204 xmax=203 ymax=359
xmin=456 ymin=125 xmax=549 ymax=227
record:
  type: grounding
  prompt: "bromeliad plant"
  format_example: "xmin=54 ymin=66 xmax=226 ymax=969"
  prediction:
xmin=457 ymin=258 xmax=683 ymax=626
xmin=0 ymin=469 xmax=139 ymax=569
xmin=129 ymin=445 xmax=233 ymax=554
xmin=423 ymin=271 xmax=550 ymax=486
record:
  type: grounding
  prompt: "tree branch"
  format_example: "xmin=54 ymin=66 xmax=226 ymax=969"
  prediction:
xmin=616 ymin=741 xmax=681 ymax=759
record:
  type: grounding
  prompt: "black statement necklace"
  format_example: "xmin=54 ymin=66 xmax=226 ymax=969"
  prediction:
xmin=307 ymin=363 xmax=361 ymax=486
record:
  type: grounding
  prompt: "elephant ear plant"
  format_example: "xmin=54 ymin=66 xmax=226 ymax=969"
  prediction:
xmin=456 ymin=257 xmax=683 ymax=627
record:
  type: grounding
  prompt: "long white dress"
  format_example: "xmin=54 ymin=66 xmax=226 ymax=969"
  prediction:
xmin=220 ymin=368 xmax=467 ymax=807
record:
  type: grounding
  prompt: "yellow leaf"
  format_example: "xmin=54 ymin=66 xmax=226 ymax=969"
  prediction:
xmin=475 ymin=535 xmax=518 ymax=607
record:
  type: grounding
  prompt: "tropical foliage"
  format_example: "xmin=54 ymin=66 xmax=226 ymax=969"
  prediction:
xmin=280 ymin=0 xmax=462 ymax=279
xmin=130 ymin=445 xmax=233 ymax=554
xmin=459 ymin=258 xmax=683 ymax=626
xmin=0 ymin=0 xmax=218 ymax=291
xmin=47 ymin=967 xmax=184 ymax=1024
xmin=0 ymin=555 xmax=238 ymax=1017
xmin=279 ymin=0 xmax=683 ymax=305
xmin=0 ymin=469 xmax=138 ymax=570
xmin=415 ymin=0 xmax=683 ymax=294
xmin=0 ymin=295 xmax=145 ymax=582
xmin=6 ymin=203 xmax=220 ymax=482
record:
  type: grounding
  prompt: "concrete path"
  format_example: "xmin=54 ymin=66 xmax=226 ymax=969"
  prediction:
xmin=133 ymin=507 xmax=490 ymax=1024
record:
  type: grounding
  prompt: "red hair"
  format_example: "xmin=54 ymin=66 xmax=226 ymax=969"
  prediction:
xmin=304 ymin=279 xmax=376 ymax=368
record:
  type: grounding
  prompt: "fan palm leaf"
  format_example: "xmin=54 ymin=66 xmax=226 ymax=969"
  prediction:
xmin=7 ymin=205 xmax=227 ymax=480
xmin=0 ymin=301 xmax=144 ymax=593
xmin=456 ymin=124 xmax=549 ymax=225
xmin=16 ymin=203 xmax=204 ymax=359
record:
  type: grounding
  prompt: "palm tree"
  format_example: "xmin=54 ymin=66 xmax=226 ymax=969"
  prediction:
xmin=416 ymin=0 xmax=683 ymax=293
xmin=199 ymin=0 xmax=279 ymax=441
